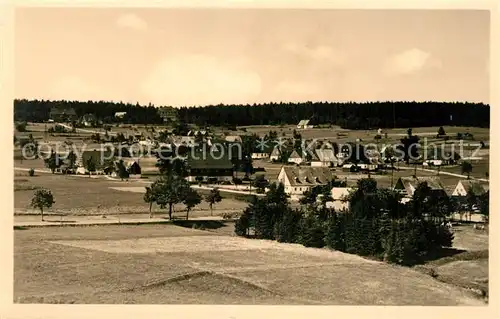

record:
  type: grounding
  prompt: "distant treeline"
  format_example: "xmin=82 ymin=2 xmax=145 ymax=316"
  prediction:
xmin=14 ymin=99 xmax=490 ymax=129
xmin=14 ymin=99 xmax=164 ymax=124
xmin=178 ymin=101 xmax=490 ymax=129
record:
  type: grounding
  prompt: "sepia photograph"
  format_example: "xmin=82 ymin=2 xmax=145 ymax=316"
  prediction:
xmin=10 ymin=5 xmax=492 ymax=308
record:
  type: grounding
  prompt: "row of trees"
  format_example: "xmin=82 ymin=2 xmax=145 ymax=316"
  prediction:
xmin=143 ymin=174 xmax=223 ymax=219
xmin=14 ymin=99 xmax=489 ymax=129
xmin=235 ymin=178 xmax=464 ymax=266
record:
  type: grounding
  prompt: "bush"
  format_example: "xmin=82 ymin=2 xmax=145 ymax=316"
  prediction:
xmin=28 ymin=168 xmax=35 ymax=177
xmin=234 ymin=213 xmax=250 ymax=236
xmin=16 ymin=122 xmax=27 ymax=132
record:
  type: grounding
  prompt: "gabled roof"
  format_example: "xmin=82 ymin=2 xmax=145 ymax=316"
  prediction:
xmin=281 ymin=166 xmax=335 ymax=186
xmin=458 ymin=180 xmax=488 ymax=196
xmin=81 ymin=150 xmax=113 ymax=168
xmin=270 ymin=145 xmax=281 ymax=157
xmin=186 ymin=149 xmax=234 ymax=170
xmin=50 ymin=107 xmax=77 ymax=116
xmin=172 ymin=136 xmax=195 ymax=146
xmin=395 ymin=176 xmax=445 ymax=194
xmin=288 ymin=150 xmax=302 ymax=159
xmin=297 ymin=119 xmax=310 ymax=126
xmin=252 ymin=141 xmax=274 ymax=154
xmin=81 ymin=113 xmax=97 ymax=121
xmin=225 ymin=135 xmax=242 ymax=143
xmin=314 ymin=149 xmax=338 ymax=162
xmin=331 ymin=187 xmax=354 ymax=201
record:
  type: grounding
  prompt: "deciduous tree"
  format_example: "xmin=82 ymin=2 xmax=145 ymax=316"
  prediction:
xmin=205 ymin=188 xmax=222 ymax=216
xmin=31 ymin=188 xmax=55 ymax=221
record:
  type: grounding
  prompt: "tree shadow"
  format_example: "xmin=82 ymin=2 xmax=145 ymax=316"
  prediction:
xmin=413 ymin=247 xmax=468 ymax=266
xmin=14 ymin=226 xmax=29 ymax=230
xmin=172 ymin=220 xmax=226 ymax=230
xmin=42 ymin=219 xmax=77 ymax=223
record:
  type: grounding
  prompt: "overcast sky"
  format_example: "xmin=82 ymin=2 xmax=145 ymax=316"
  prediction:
xmin=15 ymin=8 xmax=490 ymax=107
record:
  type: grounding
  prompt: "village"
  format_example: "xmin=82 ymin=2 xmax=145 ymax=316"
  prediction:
xmin=11 ymin=7 xmax=492 ymax=308
xmin=13 ymin=105 xmax=490 ymax=305
xmin=15 ymin=106 xmax=490 ymax=214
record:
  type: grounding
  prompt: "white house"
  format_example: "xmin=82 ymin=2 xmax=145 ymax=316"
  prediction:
xmin=139 ymin=139 xmax=154 ymax=147
xmin=297 ymin=119 xmax=314 ymax=129
xmin=172 ymin=136 xmax=196 ymax=147
xmin=452 ymin=180 xmax=488 ymax=197
xmin=423 ymin=159 xmax=444 ymax=167
xmin=115 ymin=112 xmax=127 ymax=119
xmin=80 ymin=114 xmax=97 ymax=127
xmin=224 ymin=135 xmax=242 ymax=143
xmin=269 ymin=146 xmax=281 ymax=162
xmin=287 ymin=150 xmax=304 ymax=165
xmin=310 ymin=148 xmax=338 ymax=167
xmin=358 ymin=163 xmax=378 ymax=171
xmin=76 ymin=167 xmax=87 ymax=175
xmin=277 ymin=166 xmax=336 ymax=201
xmin=325 ymin=187 xmax=354 ymax=212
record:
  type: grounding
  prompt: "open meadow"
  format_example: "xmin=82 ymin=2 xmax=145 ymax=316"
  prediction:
xmin=14 ymin=223 xmax=486 ymax=305
xmin=14 ymin=167 xmax=248 ymax=217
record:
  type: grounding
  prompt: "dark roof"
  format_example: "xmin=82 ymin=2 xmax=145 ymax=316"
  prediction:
xmin=186 ymin=149 xmax=234 ymax=170
xmin=459 ymin=180 xmax=487 ymax=196
xmin=81 ymin=150 xmax=113 ymax=167
xmin=50 ymin=107 xmax=77 ymax=116
xmin=281 ymin=166 xmax=335 ymax=186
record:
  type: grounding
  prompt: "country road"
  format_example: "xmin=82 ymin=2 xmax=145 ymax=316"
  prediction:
xmin=57 ymin=123 xmax=118 ymax=136
xmin=398 ymin=166 xmax=489 ymax=182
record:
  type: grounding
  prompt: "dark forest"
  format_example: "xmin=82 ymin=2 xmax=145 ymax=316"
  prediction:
xmin=14 ymin=99 xmax=490 ymax=129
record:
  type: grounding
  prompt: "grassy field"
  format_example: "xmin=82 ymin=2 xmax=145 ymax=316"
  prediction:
xmin=14 ymin=223 xmax=486 ymax=305
xmin=239 ymin=125 xmax=490 ymax=143
xmin=14 ymin=173 xmax=248 ymax=217
xmin=413 ymin=225 xmax=489 ymax=298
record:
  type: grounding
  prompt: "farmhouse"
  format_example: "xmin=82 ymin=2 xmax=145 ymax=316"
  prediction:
xmin=393 ymin=176 xmax=447 ymax=201
xmin=452 ymin=180 xmax=488 ymax=197
xmin=125 ymin=160 xmax=142 ymax=175
xmin=277 ymin=166 xmax=336 ymax=201
xmin=157 ymin=106 xmax=178 ymax=124
xmin=114 ymin=112 xmax=127 ymax=119
xmin=110 ymin=159 xmax=142 ymax=177
xmin=297 ymin=119 xmax=314 ymax=129
xmin=80 ymin=113 xmax=97 ymax=127
xmin=269 ymin=145 xmax=282 ymax=162
xmin=311 ymin=149 xmax=338 ymax=167
xmin=172 ymin=136 xmax=196 ymax=147
xmin=224 ymin=135 xmax=243 ymax=143
xmin=137 ymin=155 xmax=159 ymax=175
xmin=187 ymin=130 xmax=208 ymax=137
xmin=325 ymin=187 xmax=353 ymax=212
xmin=185 ymin=149 xmax=234 ymax=183
xmin=358 ymin=163 xmax=378 ymax=172
xmin=423 ymin=148 xmax=460 ymax=166
xmin=80 ymin=149 xmax=113 ymax=172
xmin=287 ymin=150 xmax=304 ymax=165
xmin=251 ymin=142 xmax=273 ymax=160
xmin=49 ymin=107 xmax=78 ymax=123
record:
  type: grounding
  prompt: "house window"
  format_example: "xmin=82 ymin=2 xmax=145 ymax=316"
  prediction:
xmin=294 ymin=187 xmax=297 ymax=191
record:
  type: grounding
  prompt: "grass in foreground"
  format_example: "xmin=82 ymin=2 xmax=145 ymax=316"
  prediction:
xmin=14 ymin=224 xmax=485 ymax=305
